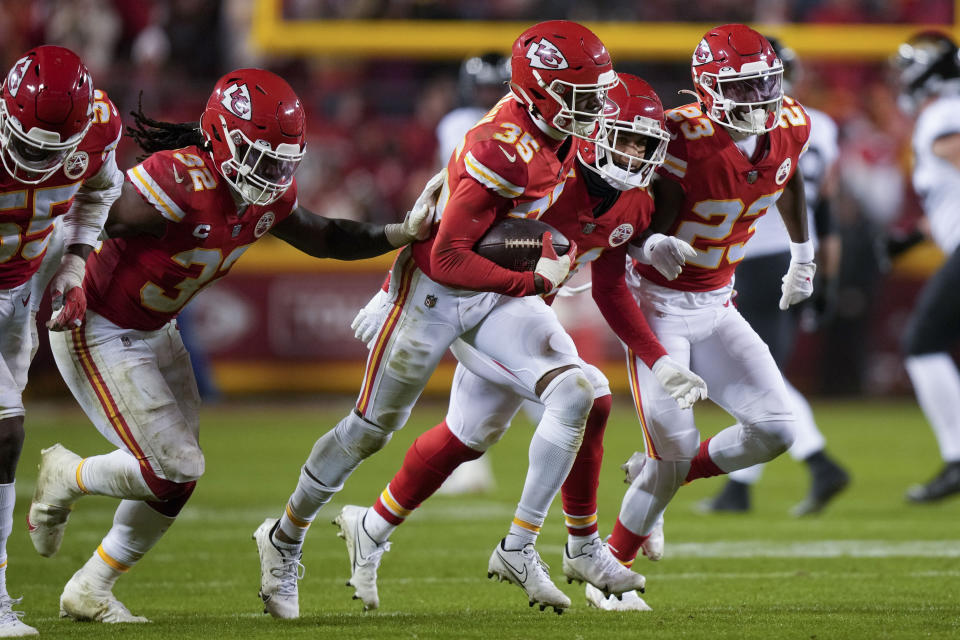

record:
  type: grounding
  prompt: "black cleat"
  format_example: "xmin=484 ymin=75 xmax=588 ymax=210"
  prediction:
xmin=792 ymin=454 xmax=851 ymax=516
xmin=906 ymin=462 xmax=960 ymax=503
xmin=697 ymin=479 xmax=750 ymax=513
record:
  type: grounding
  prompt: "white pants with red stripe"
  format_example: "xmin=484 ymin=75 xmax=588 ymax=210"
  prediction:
xmin=49 ymin=310 xmax=203 ymax=483
xmin=356 ymin=251 xmax=582 ymax=431
xmin=623 ymin=276 xmax=793 ymax=463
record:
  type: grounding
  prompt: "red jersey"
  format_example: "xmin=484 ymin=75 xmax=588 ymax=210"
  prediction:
xmin=0 ymin=90 xmax=122 ymax=289
xmin=540 ymin=151 xmax=667 ymax=366
xmin=85 ymin=146 xmax=298 ymax=330
xmin=638 ymin=97 xmax=811 ymax=292
xmin=413 ymin=96 xmax=577 ymax=296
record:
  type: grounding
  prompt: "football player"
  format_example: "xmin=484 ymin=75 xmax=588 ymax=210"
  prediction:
xmin=891 ymin=32 xmax=960 ymax=503
xmin=700 ymin=35 xmax=850 ymax=517
xmin=0 ymin=46 xmax=123 ymax=636
xmin=25 ymin=68 xmax=436 ymax=623
xmin=590 ymin=24 xmax=813 ymax=609
xmin=338 ymin=73 xmax=702 ymax=614
xmin=255 ymin=21 xmax=704 ymax=618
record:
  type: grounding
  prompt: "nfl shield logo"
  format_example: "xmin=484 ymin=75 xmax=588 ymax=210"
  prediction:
xmin=746 ymin=170 xmax=758 ymax=184
xmin=424 ymin=294 xmax=437 ymax=308
xmin=582 ymin=222 xmax=596 ymax=235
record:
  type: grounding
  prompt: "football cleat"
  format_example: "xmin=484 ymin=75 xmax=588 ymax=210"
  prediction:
xmin=28 ymin=443 xmax=85 ymax=557
xmin=585 ymin=584 xmax=652 ymax=612
xmin=640 ymin=515 xmax=665 ymax=562
xmin=621 ymin=451 xmax=646 ymax=484
xmin=562 ymin=538 xmax=646 ymax=596
xmin=487 ymin=538 xmax=570 ymax=614
xmin=0 ymin=596 xmax=38 ymax=637
xmin=59 ymin=569 xmax=149 ymax=623
xmin=697 ymin=479 xmax=751 ymax=513
xmin=333 ymin=505 xmax=390 ymax=611
xmin=906 ymin=461 xmax=960 ymax=503
xmin=252 ymin=517 xmax=303 ymax=619
xmin=791 ymin=458 xmax=851 ymax=516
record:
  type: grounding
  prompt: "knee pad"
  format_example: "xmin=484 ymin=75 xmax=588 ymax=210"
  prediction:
xmin=628 ymin=456 xmax=690 ymax=500
xmin=537 ymin=368 xmax=594 ymax=450
xmin=582 ymin=363 xmax=610 ymax=399
xmin=336 ymin=410 xmax=394 ymax=459
xmin=155 ymin=442 xmax=205 ymax=484
xmin=744 ymin=419 xmax=795 ymax=458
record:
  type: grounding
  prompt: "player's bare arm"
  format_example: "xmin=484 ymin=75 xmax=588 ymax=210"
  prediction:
xmin=102 ymin=181 xmax=168 ymax=239
xmin=627 ymin=177 xmax=696 ymax=281
xmin=776 ymin=169 xmax=809 ymax=243
xmin=777 ymin=169 xmax=816 ymax=310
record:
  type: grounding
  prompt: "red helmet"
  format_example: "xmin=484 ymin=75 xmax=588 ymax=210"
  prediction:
xmin=579 ymin=73 xmax=669 ymax=190
xmin=0 ymin=46 xmax=94 ymax=184
xmin=510 ymin=20 xmax=619 ymax=140
xmin=199 ymin=68 xmax=306 ymax=205
xmin=691 ymin=24 xmax=783 ymax=135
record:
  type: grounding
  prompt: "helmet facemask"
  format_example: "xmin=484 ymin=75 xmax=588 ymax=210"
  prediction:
xmin=534 ymin=68 xmax=620 ymax=139
xmin=591 ymin=115 xmax=669 ymax=190
xmin=699 ymin=63 xmax=784 ymax=135
xmin=215 ymin=115 xmax=304 ymax=206
xmin=0 ymin=100 xmax=90 ymax=184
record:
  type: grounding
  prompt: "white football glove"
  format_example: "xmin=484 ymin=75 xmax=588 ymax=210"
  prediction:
xmin=621 ymin=451 xmax=646 ymax=484
xmin=351 ymin=289 xmax=392 ymax=349
xmin=629 ymin=233 xmax=697 ymax=281
xmin=384 ymin=170 xmax=445 ymax=246
xmin=46 ymin=253 xmax=87 ymax=331
xmin=651 ymin=355 xmax=708 ymax=410
xmin=778 ymin=260 xmax=816 ymax=310
xmin=534 ymin=231 xmax=575 ymax=292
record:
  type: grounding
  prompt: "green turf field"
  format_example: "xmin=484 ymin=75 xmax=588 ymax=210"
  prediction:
xmin=11 ymin=398 xmax=960 ymax=638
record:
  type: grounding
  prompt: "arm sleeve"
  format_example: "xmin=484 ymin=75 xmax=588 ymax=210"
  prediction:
xmin=591 ymin=248 xmax=667 ymax=368
xmin=430 ymin=177 xmax=536 ymax=296
xmin=62 ymin=147 xmax=123 ymax=247
xmin=271 ymin=207 xmax=396 ymax=260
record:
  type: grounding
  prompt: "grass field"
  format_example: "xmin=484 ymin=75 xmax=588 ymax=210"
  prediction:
xmin=10 ymin=397 xmax=960 ymax=638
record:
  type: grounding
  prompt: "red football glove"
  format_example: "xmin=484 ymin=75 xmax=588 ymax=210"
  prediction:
xmin=46 ymin=253 xmax=87 ymax=331
xmin=534 ymin=231 xmax=576 ymax=292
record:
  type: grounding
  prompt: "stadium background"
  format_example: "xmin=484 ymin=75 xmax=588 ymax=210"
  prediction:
xmin=1 ymin=0 xmax=950 ymax=400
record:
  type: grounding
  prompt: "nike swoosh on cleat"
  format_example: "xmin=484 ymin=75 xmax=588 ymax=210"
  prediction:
xmin=497 ymin=551 xmax=528 ymax=583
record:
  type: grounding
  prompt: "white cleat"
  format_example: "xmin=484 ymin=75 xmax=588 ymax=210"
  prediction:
xmin=562 ymin=538 xmax=646 ymax=596
xmin=621 ymin=451 xmax=646 ymax=485
xmin=487 ymin=539 xmax=571 ymax=614
xmin=333 ymin=505 xmax=390 ymax=611
xmin=585 ymin=583 xmax=652 ymax=612
xmin=641 ymin=515 xmax=664 ymax=562
xmin=0 ymin=597 xmax=38 ymax=637
xmin=252 ymin=517 xmax=303 ymax=619
xmin=59 ymin=569 xmax=149 ymax=623
xmin=27 ymin=444 xmax=84 ymax=557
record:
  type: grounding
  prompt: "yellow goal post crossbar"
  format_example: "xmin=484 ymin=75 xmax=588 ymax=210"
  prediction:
xmin=252 ymin=0 xmax=960 ymax=61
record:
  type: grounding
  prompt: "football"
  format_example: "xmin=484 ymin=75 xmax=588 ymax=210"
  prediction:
xmin=474 ymin=218 xmax=571 ymax=272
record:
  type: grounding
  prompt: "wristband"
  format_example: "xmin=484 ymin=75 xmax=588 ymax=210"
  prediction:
xmin=789 ymin=240 xmax=814 ymax=263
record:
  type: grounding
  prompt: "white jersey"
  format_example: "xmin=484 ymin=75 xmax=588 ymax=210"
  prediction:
xmin=746 ymin=106 xmax=839 ymax=259
xmin=912 ymin=94 xmax=960 ymax=255
xmin=435 ymin=106 xmax=486 ymax=166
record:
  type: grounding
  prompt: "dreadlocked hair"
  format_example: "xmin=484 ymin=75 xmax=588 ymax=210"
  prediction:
xmin=126 ymin=93 xmax=209 ymax=161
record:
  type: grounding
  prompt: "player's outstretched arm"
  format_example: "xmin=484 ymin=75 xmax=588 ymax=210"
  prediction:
xmin=271 ymin=207 xmax=396 ymax=260
xmin=102 ymin=182 xmax=169 ymax=239
xmin=777 ymin=170 xmax=816 ymax=310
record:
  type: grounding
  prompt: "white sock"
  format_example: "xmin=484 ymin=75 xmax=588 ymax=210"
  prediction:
xmin=0 ymin=483 xmax=12 ymax=598
xmin=81 ymin=450 xmax=157 ymax=500
xmin=100 ymin=500 xmax=176 ymax=569
xmin=363 ymin=508 xmax=396 ymax=544
xmin=78 ymin=549 xmax=124 ymax=592
xmin=505 ymin=432 xmax=576 ymax=549
xmin=906 ymin=353 xmax=960 ymax=461
xmin=784 ymin=381 xmax=826 ymax=461
xmin=567 ymin=531 xmax=600 ymax=551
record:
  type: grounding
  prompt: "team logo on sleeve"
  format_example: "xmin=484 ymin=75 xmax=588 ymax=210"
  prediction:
xmin=775 ymin=157 xmax=792 ymax=185
xmin=693 ymin=40 xmax=714 ymax=66
xmin=608 ymin=223 xmax=634 ymax=247
xmin=63 ymin=151 xmax=89 ymax=179
xmin=221 ymin=83 xmax=252 ymax=121
xmin=526 ymin=38 xmax=568 ymax=70
xmin=6 ymin=57 xmax=31 ymax=97
xmin=254 ymin=212 xmax=275 ymax=238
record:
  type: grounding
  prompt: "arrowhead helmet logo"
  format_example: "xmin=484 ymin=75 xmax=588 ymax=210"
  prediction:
xmin=526 ymin=38 xmax=569 ymax=70
xmin=693 ymin=39 xmax=714 ymax=66
xmin=6 ymin=57 xmax=31 ymax=97
xmin=221 ymin=83 xmax=252 ymax=121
